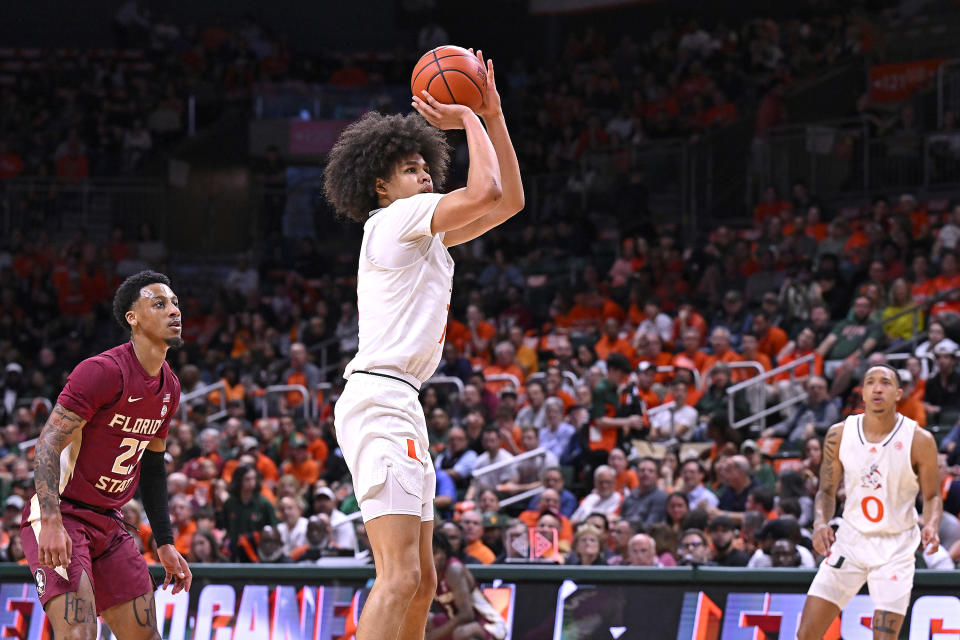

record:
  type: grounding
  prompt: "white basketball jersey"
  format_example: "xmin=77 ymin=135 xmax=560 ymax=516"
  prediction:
xmin=839 ymin=413 xmax=919 ymax=535
xmin=344 ymin=193 xmax=454 ymax=385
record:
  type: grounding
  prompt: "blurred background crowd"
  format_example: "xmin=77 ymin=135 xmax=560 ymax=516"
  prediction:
xmin=2 ymin=0 xmax=960 ymax=571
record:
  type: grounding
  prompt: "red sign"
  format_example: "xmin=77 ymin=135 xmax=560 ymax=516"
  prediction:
xmin=869 ymin=58 xmax=945 ymax=103
xmin=288 ymin=120 xmax=352 ymax=155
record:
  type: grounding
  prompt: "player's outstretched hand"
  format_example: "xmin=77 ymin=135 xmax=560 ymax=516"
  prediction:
xmin=37 ymin=519 xmax=72 ymax=569
xmin=921 ymin=522 xmax=940 ymax=553
xmin=157 ymin=544 xmax=193 ymax=595
xmin=812 ymin=523 xmax=835 ymax=556
xmin=468 ymin=49 xmax=501 ymax=119
xmin=412 ymin=91 xmax=474 ymax=130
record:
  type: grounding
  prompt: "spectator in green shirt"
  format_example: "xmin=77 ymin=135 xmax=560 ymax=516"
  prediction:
xmin=218 ymin=463 xmax=278 ymax=562
xmin=816 ymin=296 xmax=883 ymax=395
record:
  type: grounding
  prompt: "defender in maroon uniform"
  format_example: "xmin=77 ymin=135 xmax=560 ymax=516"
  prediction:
xmin=22 ymin=271 xmax=192 ymax=639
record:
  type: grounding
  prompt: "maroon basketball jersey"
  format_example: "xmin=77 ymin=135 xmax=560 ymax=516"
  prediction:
xmin=26 ymin=342 xmax=180 ymax=520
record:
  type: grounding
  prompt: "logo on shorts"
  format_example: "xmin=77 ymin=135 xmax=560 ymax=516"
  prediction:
xmin=860 ymin=463 xmax=883 ymax=490
xmin=160 ymin=405 xmax=168 ymax=418
xmin=34 ymin=568 xmax=46 ymax=597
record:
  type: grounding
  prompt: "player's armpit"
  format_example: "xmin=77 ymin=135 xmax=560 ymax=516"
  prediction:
xmin=34 ymin=404 xmax=87 ymax=518
xmin=146 ymin=436 xmax=166 ymax=452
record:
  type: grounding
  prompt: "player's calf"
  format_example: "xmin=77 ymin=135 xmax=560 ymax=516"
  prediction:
xmin=871 ymin=610 xmax=904 ymax=639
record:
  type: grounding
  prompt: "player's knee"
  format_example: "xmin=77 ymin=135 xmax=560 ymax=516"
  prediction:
xmin=381 ymin=566 xmax=422 ymax=601
xmin=62 ymin=627 xmax=98 ymax=640
xmin=414 ymin=566 xmax=438 ymax=601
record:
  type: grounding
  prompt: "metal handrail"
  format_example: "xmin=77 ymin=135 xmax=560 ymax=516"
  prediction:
xmin=526 ymin=370 xmax=581 ymax=391
xmin=262 ymin=384 xmax=312 ymax=418
xmin=471 ymin=447 xmax=549 ymax=482
xmin=725 ymin=355 xmax=815 ymax=431
xmin=179 ymin=381 xmax=227 ymax=422
xmin=702 ymin=360 xmax=765 ymax=390
xmin=424 ymin=375 xmax=465 ymax=395
xmin=484 ymin=373 xmax=521 ymax=389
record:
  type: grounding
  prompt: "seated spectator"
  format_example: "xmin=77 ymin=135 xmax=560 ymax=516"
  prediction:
xmin=739 ymin=332 xmax=772 ymax=375
xmin=770 ymin=538 xmax=802 ymax=567
xmin=526 ymin=467 xmax=578 ymax=518
xmin=775 ymin=327 xmax=824 ymax=398
xmin=518 ymin=489 xmax=574 ymax=548
xmin=483 ymin=341 xmax=524 ymax=395
xmin=459 ymin=510 xmax=496 ymax=565
xmin=696 ymin=363 xmax=749 ymax=426
xmin=538 ymin=398 xmax=576 ymax=462
xmin=607 ymin=519 xmax=637 ymax=566
xmin=626 ymin=533 xmax=660 ymax=566
xmin=256 ymin=525 xmax=292 ymax=563
xmin=672 ymin=328 xmax=709 ymax=374
xmin=570 ymin=465 xmax=623 ymax=523
xmin=777 ymin=470 xmax=813 ymax=528
xmin=608 ymin=448 xmax=638 ymax=493
xmin=435 ymin=427 xmax=478 ymax=496
xmin=170 ymin=495 xmax=197 ymax=557
xmin=915 ymin=321 xmax=959 ymax=361
xmin=281 ymin=435 xmax=320 ymax=486
xmin=923 ymin=343 xmax=960 ymax=427
xmin=188 ymin=530 xmax=225 ymax=563
xmin=817 ymin=296 xmax=883 ymax=394
xmin=679 ymin=459 xmax=719 ymax=510
xmin=218 ymin=464 xmax=277 ymax=562
xmin=594 ymin=317 xmax=636 ymax=363
xmin=632 ymin=300 xmax=673 ymax=346
xmin=439 ymin=521 xmax=482 ymax=565
xmin=516 ymin=380 xmax=547 ymax=430
xmin=896 ymin=369 xmax=927 ymax=427
xmin=706 ymin=515 xmax=749 ymax=566
xmin=711 ymin=290 xmax=752 ymax=351
xmin=620 ymin=458 xmax=668 ymax=527
xmin=467 ymin=427 xmax=516 ymax=498
xmin=480 ymin=511 xmax=508 ymax=558
xmin=714 ymin=455 xmax=757 ymax=522
xmin=703 ymin=327 xmax=743 ymax=376
xmin=741 ymin=439 xmax=776 ymax=490
xmin=746 ymin=518 xmax=815 ymax=568
xmin=677 ymin=528 xmax=715 ymax=566
xmin=276 ymin=496 xmax=308 ymax=556
xmin=763 ymin=375 xmax=838 ymax=441
xmin=664 ymin=492 xmax=690 ymax=534
xmin=292 ymin=514 xmax=342 ymax=562
xmin=930 ymin=251 xmax=960 ymax=319
xmin=752 ymin=310 xmax=788 ymax=361
xmin=566 ymin=523 xmax=606 ymax=566
xmin=651 ymin=380 xmax=699 ymax=442
xmin=881 ymin=278 xmax=924 ymax=344
xmin=311 ymin=485 xmax=358 ymax=553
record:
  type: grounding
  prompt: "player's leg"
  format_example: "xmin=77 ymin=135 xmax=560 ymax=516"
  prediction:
xmin=359 ymin=512 xmax=425 ymax=640
xmin=99 ymin=590 xmax=160 ymax=640
xmin=797 ymin=595 xmax=842 ymax=640
xmin=452 ymin=623 xmax=488 ymax=640
xmin=397 ymin=520 xmax=437 ymax=640
xmin=869 ymin=610 xmax=904 ymax=640
xmin=42 ymin=570 xmax=99 ymax=640
xmin=90 ymin=528 xmax=159 ymax=639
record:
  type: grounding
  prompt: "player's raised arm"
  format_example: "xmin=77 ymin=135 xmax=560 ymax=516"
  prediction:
xmin=34 ymin=403 xmax=87 ymax=568
xmin=913 ymin=428 xmax=943 ymax=552
xmin=412 ymin=92 xmax=503 ymax=234
xmin=441 ymin=49 xmax=524 ymax=248
xmin=812 ymin=423 xmax=844 ymax=556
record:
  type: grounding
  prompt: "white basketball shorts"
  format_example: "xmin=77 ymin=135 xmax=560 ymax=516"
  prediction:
xmin=807 ymin=523 xmax=919 ymax=615
xmin=334 ymin=372 xmax=435 ymax=523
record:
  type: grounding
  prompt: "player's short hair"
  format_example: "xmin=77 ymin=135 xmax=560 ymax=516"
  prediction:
xmin=323 ymin=112 xmax=451 ymax=222
xmin=433 ymin=529 xmax=454 ymax=558
xmin=112 ymin=270 xmax=173 ymax=331
xmin=863 ymin=362 xmax=902 ymax=387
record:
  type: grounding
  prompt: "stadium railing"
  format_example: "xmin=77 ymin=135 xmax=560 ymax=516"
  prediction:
xmin=724 ymin=355 xmax=815 ymax=433
xmin=424 ymin=375 xmax=465 ymax=396
xmin=525 ymin=370 xmax=581 ymax=391
xmin=179 ymin=381 xmax=227 ymax=422
xmin=470 ymin=447 xmax=550 ymax=499
xmin=260 ymin=384 xmax=314 ymax=419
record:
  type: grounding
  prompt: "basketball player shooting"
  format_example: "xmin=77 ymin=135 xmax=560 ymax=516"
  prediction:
xmin=22 ymin=270 xmax=191 ymax=639
xmin=798 ymin=364 xmax=942 ymax=640
xmin=323 ymin=49 xmax=523 ymax=640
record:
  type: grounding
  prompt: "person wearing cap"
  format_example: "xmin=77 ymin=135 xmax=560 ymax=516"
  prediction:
xmin=706 ymin=515 xmax=749 ymax=566
xmin=695 ymin=363 xmax=749 ymax=426
xmin=281 ymin=434 xmax=320 ymax=486
xmin=741 ymin=440 xmax=776 ymax=490
xmin=311 ymin=484 xmax=359 ymax=553
xmin=895 ymin=369 xmax=926 ymax=427
xmin=634 ymin=332 xmax=673 ymax=384
xmin=1 ymin=363 xmax=24 ymax=421
xmin=480 ymin=511 xmax=508 ymax=557
xmin=3 ymin=495 xmax=25 ymax=529
xmin=922 ymin=342 xmax=960 ymax=425
xmin=914 ymin=320 xmax=959 ymax=361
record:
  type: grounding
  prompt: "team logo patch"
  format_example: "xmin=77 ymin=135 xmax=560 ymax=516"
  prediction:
xmin=160 ymin=405 xmax=168 ymax=418
xmin=860 ymin=462 xmax=883 ymax=490
xmin=34 ymin=568 xmax=46 ymax=597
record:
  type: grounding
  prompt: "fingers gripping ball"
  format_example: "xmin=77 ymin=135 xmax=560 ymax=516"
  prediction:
xmin=411 ymin=45 xmax=487 ymax=113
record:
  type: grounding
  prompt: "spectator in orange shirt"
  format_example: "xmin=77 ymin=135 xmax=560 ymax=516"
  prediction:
xmin=774 ymin=327 xmax=824 ymax=399
xmin=633 ymin=361 xmax=662 ymax=409
xmin=896 ymin=368 xmax=926 ymax=427
xmin=466 ymin=304 xmax=497 ymax=363
xmin=931 ymin=251 xmax=960 ymax=318
xmin=281 ymin=435 xmax=320 ymax=486
xmin=740 ymin=333 xmax=772 ymax=375
xmin=672 ymin=301 xmax=708 ymax=349
xmin=207 ymin=363 xmax=245 ymax=408
xmin=608 ymin=447 xmax=639 ymax=494
xmin=702 ymin=327 xmax=742 ymax=376
xmin=752 ymin=311 xmax=788 ymax=362
xmin=170 ymin=494 xmax=198 ymax=557
xmin=594 ymin=317 xmax=636 ymax=363
xmin=636 ymin=332 xmax=674 ymax=383
xmin=545 ymin=365 xmax=577 ymax=411
xmin=672 ymin=328 xmax=709 ymax=373
xmin=754 ymin=186 xmax=791 ymax=224
xmin=459 ymin=510 xmax=496 ymax=565
xmin=910 ymin=254 xmax=936 ymax=307
xmin=483 ymin=341 xmax=525 ymax=394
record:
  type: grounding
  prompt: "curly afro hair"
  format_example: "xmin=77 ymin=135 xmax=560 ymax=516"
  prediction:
xmin=323 ymin=111 xmax=451 ymax=222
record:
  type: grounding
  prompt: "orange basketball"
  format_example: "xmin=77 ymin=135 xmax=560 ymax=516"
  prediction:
xmin=411 ymin=45 xmax=487 ymax=113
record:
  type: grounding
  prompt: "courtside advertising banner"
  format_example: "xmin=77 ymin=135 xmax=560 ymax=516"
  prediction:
xmin=0 ymin=567 xmax=956 ymax=638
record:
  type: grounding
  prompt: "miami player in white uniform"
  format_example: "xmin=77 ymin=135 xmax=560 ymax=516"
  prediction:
xmin=323 ymin=49 xmax=522 ymax=640
xmin=798 ymin=364 xmax=942 ymax=639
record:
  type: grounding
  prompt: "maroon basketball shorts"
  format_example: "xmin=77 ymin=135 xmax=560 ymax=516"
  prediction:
xmin=21 ymin=500 xmax=153 ymax=613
